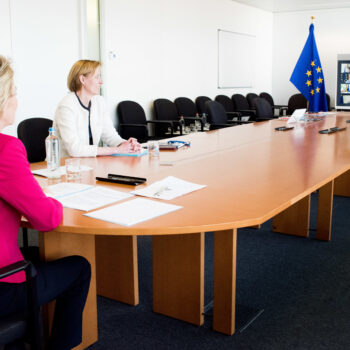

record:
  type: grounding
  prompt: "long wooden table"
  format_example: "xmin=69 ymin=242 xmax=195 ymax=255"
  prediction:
xmin=29 ymin=113 xmax=350 ymax=349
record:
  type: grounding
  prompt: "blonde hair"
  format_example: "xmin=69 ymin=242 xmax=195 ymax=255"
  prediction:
xmin=0 ymin=56 xmax=14 ymax=112
xmin=67 ymin=59 xmax=101 ymax=92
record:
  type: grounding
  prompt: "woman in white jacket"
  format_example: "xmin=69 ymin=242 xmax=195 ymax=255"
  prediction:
xmin=54 ymin=60 xmax=140 ymax=157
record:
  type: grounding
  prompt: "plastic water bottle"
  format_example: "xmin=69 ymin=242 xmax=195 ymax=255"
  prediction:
xmin=45 ymin=127 xmax=60 ymax=178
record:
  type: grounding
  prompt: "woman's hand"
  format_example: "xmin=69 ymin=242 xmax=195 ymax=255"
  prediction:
xmin=96 ymin=138 xmax=141 ymax=156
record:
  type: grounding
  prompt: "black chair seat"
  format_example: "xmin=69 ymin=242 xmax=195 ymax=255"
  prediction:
xmin=0 ymin=313 xmax=26 ymax=345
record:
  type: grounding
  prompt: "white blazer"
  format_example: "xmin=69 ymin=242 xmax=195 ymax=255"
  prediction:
xmin=53 ymin=93 xmax=124 ymax=157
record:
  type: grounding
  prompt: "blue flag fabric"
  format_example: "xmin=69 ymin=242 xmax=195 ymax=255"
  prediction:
xmin=290 ymin=24 xmax=328 ymax=112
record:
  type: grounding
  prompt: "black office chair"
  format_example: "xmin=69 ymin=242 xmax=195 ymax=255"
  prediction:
xmin=231 ymin=94 xmax=256 ymax=120
xmin=215 ymin=95 xmax=242 ymax=120
xmin=17 ymin=118 xmax=52 ymax=254
xmin=206 ymin=101 xmax=251 ymax=130
xmin=260 ymin=92 xmax=288 ymax=116
xmin=253 ymin=98 xmax=276 ymax=121
xmin=246 ymin=93 xmax=259 ymax=109
xmin=153 ymin=99 xmax=183 ymax=138
xmin=174 ymin=97 xmax=201 ymax=127
xmin=195 ymin=96 xmax=211 ymax=115
xmin=0 ymin=260 xmax=41 ymax=350
xmin=117 ymin=101 xmax=149 ymax=143
xmin=287 ymin=94 xmax=307 ymax=115
xmin=17 ymin=118 xmax=52 ymax=163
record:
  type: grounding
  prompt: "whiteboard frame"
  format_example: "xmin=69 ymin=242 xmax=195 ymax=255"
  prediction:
xmin=217 ymin=29 xmax=256 ymax=89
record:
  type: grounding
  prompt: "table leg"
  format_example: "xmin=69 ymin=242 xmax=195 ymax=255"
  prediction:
xmin=95 ymin=236 xmax=139 ymax=305
xmin=39 ymin=231 xmax=97 ymax=350
xmin=272 ymin=195 xmax=310 ymax=237
xmin=153 ymin=233 xmax=204 ymax=325
xmin=213 ymin=229 xmax=237 ymax=335
xmin=334 ymin=170 xmax=350 ymax=197
xmin=316 ymin=180 xmax=334 ymax=241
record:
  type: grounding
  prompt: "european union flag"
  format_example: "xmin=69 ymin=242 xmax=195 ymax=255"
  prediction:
xmin=290 ymin=24 xmax=328 ymax=112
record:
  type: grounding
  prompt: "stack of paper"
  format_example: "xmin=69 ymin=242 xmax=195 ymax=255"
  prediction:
xmin=131 ymin=176 xmax=206 ymax=200
xmin=47 ymin=182 xmax=132 ymax=211
xmin=84 ymin=198 xmax=182 ymax=226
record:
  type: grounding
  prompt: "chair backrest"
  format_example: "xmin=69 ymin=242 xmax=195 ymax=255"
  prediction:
xmin=17 ymin=118 xmax=53 ymax=163
xmin=232 ymin=94 xmax=250 ymax=111
xmin=154 ymin=99 xmax=179 ymax=121
xmin=246 ymin=93 xmax=259 ymax=109
xmin=254 ymin=98 xmax=274 ymax=119
xmin=195 ymin=96 xmax=211 ymax=115
xmin=117 ymin=100 xmax=147 ymax=125
xmin=153 ymin=98 xmax=179 ymax=137
xmin=174 ymin=97 xmax=198 ymax=117
xmin=206 ymin=101 xmax=228 ymax=127
xmin=117 ymin=100 xmax=148 ymax=141
xmin=215 ymin=95 xmax=235 ymax=113
xmin=259 ymin=92 xmax=274 ymax=107
xmin=287 ymin=93 xmax=307 ymax=115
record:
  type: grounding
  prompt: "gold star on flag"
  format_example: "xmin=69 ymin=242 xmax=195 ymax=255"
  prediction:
xmin=311 ymin=90 xmax=315 ymax=95
xmin=316 ymin=87 xmax=320 ymax=93
xmin=318 ymin=77 xmax=323 ymax=84
xmin=306 ymin=70 xmax=312 ymax=77
xmin=316 ymin=66 xmax=322 ymax=73
xmin=311 ymin=61 xmax=315 ymax=67
xmin=306 ymin=80 xmax=312 ymax=86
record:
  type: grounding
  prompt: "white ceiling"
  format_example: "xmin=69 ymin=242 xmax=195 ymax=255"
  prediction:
xmin=233 ymin=0 xmax=350 ymax=12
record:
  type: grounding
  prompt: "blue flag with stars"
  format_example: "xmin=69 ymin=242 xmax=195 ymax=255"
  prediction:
xmin=290 ymin=24 xmax=328 ymax=112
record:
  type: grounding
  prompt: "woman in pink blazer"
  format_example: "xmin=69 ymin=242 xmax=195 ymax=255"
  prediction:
xmin=0 ymin=56 xmax=91 ymax=350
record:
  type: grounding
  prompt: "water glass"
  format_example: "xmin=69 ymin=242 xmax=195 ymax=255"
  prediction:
xmin=148 ymin=141 xmax=159 ymax=158
xmin=65 ymin=158 xmax=81 ymax=180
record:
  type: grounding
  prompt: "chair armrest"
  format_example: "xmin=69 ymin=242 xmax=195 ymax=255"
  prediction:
xmin=0 ymin=260 xmax=30 ymax=279
xmin=273 ymin=105 xmax=288 ymax=109
xmin=226 ymin=111 xmax=242 ymax=117
xmin=120 ymin=123 xmax=147 ymax=128
xmin=146 ymin=120 xmax=174 ymax=126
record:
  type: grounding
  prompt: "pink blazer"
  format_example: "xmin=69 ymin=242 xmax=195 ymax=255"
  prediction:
xmin=0 ymin=134 xmax=63 ymax=283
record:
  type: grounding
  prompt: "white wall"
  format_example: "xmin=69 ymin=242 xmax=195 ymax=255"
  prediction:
xmin=272 ymin=8 xmax=350 ymax=107
xmin=102 ymin=0 xmax=273 ymax=121
xmin=0 ymin=0 xmax=82 ymax=136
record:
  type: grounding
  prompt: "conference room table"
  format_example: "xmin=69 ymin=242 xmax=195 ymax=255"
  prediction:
xmin=29 ymin=112 xmax=350 ymax=349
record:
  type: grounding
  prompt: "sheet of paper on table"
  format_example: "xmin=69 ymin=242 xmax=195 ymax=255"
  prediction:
xmin=32 ymin=165 xmax=92 ymax=178
xmin=131 ymin=176 xmax=206 ymax=200
xmin=46 ymin=182 xmax=133 ymax=211
xmin=84 ymin=198 xmax=182 ymax=226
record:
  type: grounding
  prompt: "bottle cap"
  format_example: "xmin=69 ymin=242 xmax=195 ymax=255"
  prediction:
xmin=49 ymin=127 xmax=55 ymax=132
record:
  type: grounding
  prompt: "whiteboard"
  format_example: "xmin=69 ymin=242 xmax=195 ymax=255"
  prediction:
xmin=218 ymin=29 xmax=256 ymax=88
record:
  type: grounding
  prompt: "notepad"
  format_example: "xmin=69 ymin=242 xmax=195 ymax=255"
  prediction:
xmin=111 ymin=149 xmax=148 ymax=157
xmin=84 ymin=198 xmax=182 ymax=226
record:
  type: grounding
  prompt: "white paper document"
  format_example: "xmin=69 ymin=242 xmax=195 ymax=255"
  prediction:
xmin=32 ymin=165 xmax=92 ymax=178
xmin=131 ymin=176 xmax=206 ymax=200
xmin=287 ymin=108 xmax=306 ymax=124
xmin=47 ymin=183 xmax=133 ymax=211
xmin=84 ymin=198 xmax=182 ymax=226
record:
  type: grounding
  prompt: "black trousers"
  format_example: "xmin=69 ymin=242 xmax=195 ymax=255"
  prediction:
xmin=0 ymin=256 xmax=91 ymax=350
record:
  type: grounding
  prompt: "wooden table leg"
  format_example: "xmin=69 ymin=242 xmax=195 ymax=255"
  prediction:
xmin=39 ymin=231 xmax=97 ymax=350
xmin=316 ymin=180 xmax=334 ymax=241
xmin=153 ymin=233 xmax=204 ymax=325
xmin=213 ymin=229 xmax=237 ymax=335
xmin=95 ymin=236 xmax=139 ymax=305
xmin=272 ymin=195 xmax=310 ymax=237
xmin=334 ymin=170 xmax=350 ymax=197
